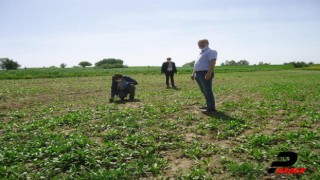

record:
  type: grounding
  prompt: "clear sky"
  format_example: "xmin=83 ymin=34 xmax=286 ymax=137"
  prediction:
xmin=1 ymin=0 xmax=320 ymax=67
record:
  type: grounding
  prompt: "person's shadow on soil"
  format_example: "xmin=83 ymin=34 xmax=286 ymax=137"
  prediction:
xmin=166 ymin=87 xmax=181 ymax=91
xmin=202 ymin=110 xmax=237 ymax=121
xmin=113 ymin=99 xmax=141 ymax=104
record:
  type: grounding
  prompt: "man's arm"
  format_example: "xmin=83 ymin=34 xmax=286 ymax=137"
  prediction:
xmin=191 ymin=68 xmax=195 ymax=80
xmin=173 ymin=62 xmax=177 ymax=73
xmin=111 ymin=81 xmax=117 ymax=97
xmin=124 ymin=76 xmax=138 ymax=85
xmin=205 ymin=60 xmax=216 ymax=80
xmin=161 ymin=62 xmax=166 ymax=73
xmin=205 ymin=50 xmax=217 ymax=80
xmin=110 ymin=81 xmax=117 ymax=102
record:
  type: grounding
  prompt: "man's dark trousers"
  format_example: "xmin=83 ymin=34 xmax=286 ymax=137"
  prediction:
xmin=165 ymin=72 xmax=175 ymax=86
xmin=118 ymin=84 xmax=135 ymax=100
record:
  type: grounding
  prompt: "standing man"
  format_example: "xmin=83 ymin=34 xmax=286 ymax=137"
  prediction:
xmin=161 ymin=57 xmax=177 ymax=88
xmin=191 ymin=39 xmax=218 ymax=114
xmin=109 ymin=74 xmax=138 ymax=102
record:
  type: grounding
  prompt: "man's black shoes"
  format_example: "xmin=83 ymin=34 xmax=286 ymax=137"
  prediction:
xmin=201 ymin=108 xmax=217 ymax=115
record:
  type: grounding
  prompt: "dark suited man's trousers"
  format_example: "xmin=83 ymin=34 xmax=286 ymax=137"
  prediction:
xmin=165 ymin=72 xmax=175 ymax=86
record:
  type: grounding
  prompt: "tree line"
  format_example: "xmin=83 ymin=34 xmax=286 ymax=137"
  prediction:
xmin=183 ymin=59 xmax=253 ymax=67
xmin=183 ymin=60 xmax=316 ymax=68
xmin=0 ymin=58 xmax=127 ymax=70
xmin=283 ymin=61 xmax=314 ymax=68
xmin=1 ymin=57 xmax=317 ymax=70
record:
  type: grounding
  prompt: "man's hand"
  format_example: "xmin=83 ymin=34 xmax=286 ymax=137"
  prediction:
xmin=191 ymin=74 xmax=195 ymax=80
xmin=205 ymin=72 xmax=212 ymax=80
xmin=109 ymin=97 xmax=114 ymax=103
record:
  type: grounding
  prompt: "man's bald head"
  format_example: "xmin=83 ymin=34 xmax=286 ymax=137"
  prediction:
xmin=198 ymin=39 xmax=209 ymax=49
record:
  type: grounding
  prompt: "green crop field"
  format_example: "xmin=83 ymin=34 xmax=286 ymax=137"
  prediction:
xmin=0 ymin=65 xmax=295 ymax=80
xmin=0 ymin=67 xmax=319 ymax=179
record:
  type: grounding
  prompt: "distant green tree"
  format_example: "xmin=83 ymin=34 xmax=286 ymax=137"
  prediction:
xmin=259 ymin=61 xmax=270 ymax=65
xmin=223 ymin=60 xmax=250 ymax=66
xmin=284 ymin=61 xmax=309 ymax=68
xmin=238 ymin=60 xmax=250 ymax=66
xmin=292 ymin=61 xmax=308 ymax=68
xmin=224 ymin=60 xmax=237 ymax=66
xmin=78 ymin=61 xmax=92 ymax=67
xmin=230 ymin=60 xmax=237 ymax=65
xmin=0 ymin=58 xmax=21 ymax=70
xmin=182 ymin=61 xmax=195 ymax=67
xmin=60 ymin=63 xmax=67 ymax=68
xmin=95 ymin=58 xmax=126 ymax=68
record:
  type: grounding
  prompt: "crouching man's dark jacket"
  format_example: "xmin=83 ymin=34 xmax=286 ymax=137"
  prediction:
xmin=111 ymin=76 xmax=138 ymax=98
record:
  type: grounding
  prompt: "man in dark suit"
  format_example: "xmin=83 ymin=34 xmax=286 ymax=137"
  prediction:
xmin=161 ymin=57 xmax=177 ymax=88
xmin=109 ymin=74 xmax=138 ymax=102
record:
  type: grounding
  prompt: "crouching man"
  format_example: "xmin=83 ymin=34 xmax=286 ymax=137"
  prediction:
xmin=109 ymin=74 xmax=138 ymax=102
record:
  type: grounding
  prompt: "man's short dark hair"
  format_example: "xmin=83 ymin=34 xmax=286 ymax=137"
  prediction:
xmin=112 ymin=74 xmax=123 ymax=80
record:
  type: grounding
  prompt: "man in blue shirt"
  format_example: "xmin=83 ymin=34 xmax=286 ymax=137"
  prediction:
xmin=109 ymin=74 xmax=138 ymax=102
xmin=191 ymin=39 xmax=217 ymax=114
